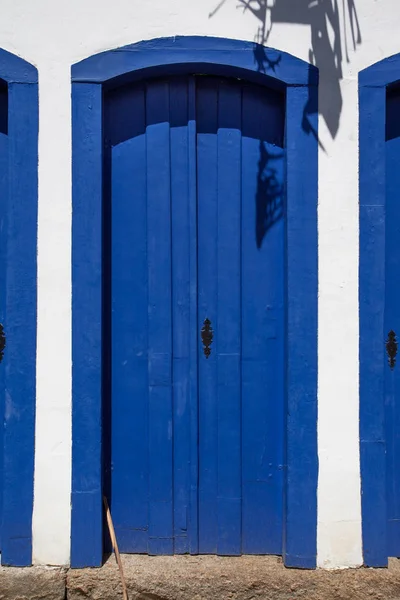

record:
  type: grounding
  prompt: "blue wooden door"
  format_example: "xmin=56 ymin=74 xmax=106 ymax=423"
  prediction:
xmin=106 ymin=74 xmax=285 ymax=555
xmin=385 ymin=87 xmax=400 ymax=557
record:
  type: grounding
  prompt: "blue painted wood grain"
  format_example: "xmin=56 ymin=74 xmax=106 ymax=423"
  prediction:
xmin=146 ymin=80 xmax=174 ymax=555
xmin=385 ymin=88 xmax=400 ymax=558
xmin=0 ymin=52 xmax=38 ymax=566
xmin=197 ymin=78 xmax=219 ymax=553
xmin=0 ymin=49 xmax=37 ymax=84
xmin=72 ymin=37 xmax=317 ymax=89
xmin=71 ymin=37 xmax=318 ymax=566
xmin=187 ymin=77 xmax=199 ymax=554
xmin=197 ymin=76 xmax=286 ymax=556
xmin=170 ymin=78 xmax=191 ymax=554
xmin=359 ymin=54 xmax=396 ymax=566
xmin=216 ymin=79 xmax=242 ymax=555
xmin=71 ymin=83 xmax=104 ymax=568
xmin=109 ymin=75 xmax=287 ymax=556
xmin=1 ymin=77 xmax=38 ymax=567
xmin=108 ymin=78 xmax=207 ymax=555
xmin=108 ymin=83 xmax=149 ymax=553
xmin=359 ymin=55 xmax=400 ymax=88
xmin=108 ymin=78 xmax=197 ymax=557
xmin=0 ymin=85 xmax=7 ymax=554
xmin=284 ymin=85 xmax=318 ymax=569
xmin=241 ymin=83 xmax=285 ymax=555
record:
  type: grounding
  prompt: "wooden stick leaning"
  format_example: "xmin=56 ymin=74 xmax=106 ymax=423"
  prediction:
xmin=103 ymin=496 xmax=129 ymax=600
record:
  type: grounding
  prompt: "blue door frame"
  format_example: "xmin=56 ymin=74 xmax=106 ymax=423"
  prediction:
xmin=359 ymin=53 xmax=400 ymax=567
xmin=0 ymin=49 xmax=38 ymax=566
xmin=71 ymin=36 xmax=318 ymax=569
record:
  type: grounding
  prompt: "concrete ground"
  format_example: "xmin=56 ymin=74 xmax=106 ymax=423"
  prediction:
xmin=2 ymin=555 xmax=400 ymax=600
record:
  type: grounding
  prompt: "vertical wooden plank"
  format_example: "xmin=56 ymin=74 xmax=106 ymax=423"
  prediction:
xmin=0 ymin=88 xmax=7 ymax=551
xmin=170 ymin=77 xmax=190 ymax=554
xmin=146 ymin=80 xmax=173 ymax=555
xmin=197 ymin=78 xmax=219 ymax=553
xmin=71 ymin=82 xmax=103 ymax=568
xmin=109 ymin=84 xmax=149 ymax=552
xmin=2 ymin=81 xmax=38 ymax=566
xmin=241 ymin=84 xmax=285 ymax=554
xmin=188 ymin=77 xmax=199 ymax=554
xmin=216 ymin=79 xmax=242 ymax=555
xmin=284 ymin=85 xmax=318 ymax=568
xmin=359 ymin=84 xmax=387 ymax=567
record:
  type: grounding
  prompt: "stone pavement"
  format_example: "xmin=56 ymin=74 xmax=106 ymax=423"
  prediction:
xmin=2 ymin=555 xmax=400 ymax=599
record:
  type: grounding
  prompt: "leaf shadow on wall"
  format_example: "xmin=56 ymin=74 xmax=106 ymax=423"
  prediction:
xmin=210 ymin=0 xmax=361 ymax=141
xmin=210 ymin=0 xmax=361 ymax=246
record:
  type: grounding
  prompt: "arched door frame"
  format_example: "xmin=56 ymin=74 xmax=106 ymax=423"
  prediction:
xmin=0 ymin=49 xmax=38 ymax=566
xmin=71 ymin=36 xmax=318 ymax=568
xmin=359 ymin=53 xmax=400 ymax=567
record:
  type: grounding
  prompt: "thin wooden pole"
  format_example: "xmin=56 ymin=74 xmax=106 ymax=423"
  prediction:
xmin=103 ymin=496 xmax=129 ymax=600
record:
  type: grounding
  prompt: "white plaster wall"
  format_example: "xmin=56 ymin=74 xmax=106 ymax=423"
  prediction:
xmin=0 ymin=0 xmax=398 ymax=568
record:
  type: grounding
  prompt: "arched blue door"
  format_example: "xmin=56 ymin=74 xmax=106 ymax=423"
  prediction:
xmin=106 ymin=74 xmax=285 ymax=554
xmin=72 ymin=36 xmax=318 ymax=568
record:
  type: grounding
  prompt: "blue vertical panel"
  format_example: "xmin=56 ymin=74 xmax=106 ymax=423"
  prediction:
xmin=146 ymin=80 xmax=174 ymax=555
xmin=109 ymin=77 xmax=197 ymax=555
xmin=216 ymin=79 xmax=242 ymax=555
xmin=197 ymin=78 xmax=219 ymax=553
xmin=385 ymin=88 xmax=400 ymax=558
xmin=241 ymin=83 xmax=285 ymax=554
xmin=170 ymin=78 xmax=191 ymax=554
xmin=358 ymin=54 xmax=400 ymax=569
xmin=108 ymin=84 xmax=149 ymax=552
xmin=2 ymin=81 xmax=38 ymax=566
xmin=197 ymin=76 xmax=289 ymax=556
xmin=0 ymin=84 xmax=7 ymax=552
xmin=187 ymin=78 xmax=199 ymax=554
xmin=71 ymin=83 xmax=104 ymax=568
xmin=284 ymin=85 xmax=318 ymax=569
xmin=359 ymin=83 xmax=387 ymax=567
